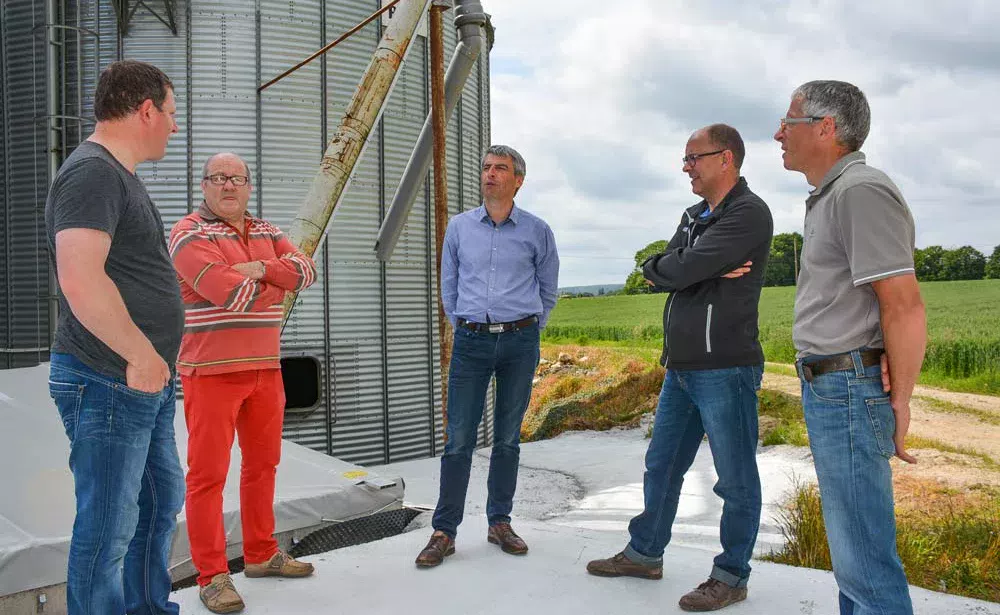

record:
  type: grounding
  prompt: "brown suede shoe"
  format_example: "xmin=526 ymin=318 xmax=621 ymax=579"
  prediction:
xmin=586 ymin=551 xmax=663 ymax=580
xmin=243 ymin=550 xmax=314 ymax=578
xmin=487 ymin=522 xmax=528 ymax=555
xmin=415 ymin=531 xmax=455 ymax=567
xmin=678 ymin=578 xmax=748 ymax=611
xmin=199 ymin=573 xmax=245 ymax=614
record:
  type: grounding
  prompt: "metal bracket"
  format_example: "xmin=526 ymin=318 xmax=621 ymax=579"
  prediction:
xmin=112 ymin=0 xmax=178 ymax=37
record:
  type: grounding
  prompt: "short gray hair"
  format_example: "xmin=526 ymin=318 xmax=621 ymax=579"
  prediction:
xmin=481 ymin=145 xmax=526 ymax=177
xmin=201 ymin=153 xmax=252 ymax=181
xmin=792 ymin=80 xmax=871 ymax=152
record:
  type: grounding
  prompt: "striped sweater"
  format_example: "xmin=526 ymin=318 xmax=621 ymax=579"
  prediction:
xmin=169 ymin=203 xmax=316 ymax=375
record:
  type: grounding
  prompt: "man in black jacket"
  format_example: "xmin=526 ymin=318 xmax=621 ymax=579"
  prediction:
xmin=586 ymin=124 xmax=773 ymax=612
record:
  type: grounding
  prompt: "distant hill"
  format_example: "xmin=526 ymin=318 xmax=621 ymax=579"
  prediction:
xmin=558 ymin=283 xmax=624 ymax=296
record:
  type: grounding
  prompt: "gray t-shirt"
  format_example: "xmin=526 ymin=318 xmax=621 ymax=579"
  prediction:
xmin=45 ymin=140 xmax=184 ymax=379
xmin=793 ymin=152 xmax=916 ymax=358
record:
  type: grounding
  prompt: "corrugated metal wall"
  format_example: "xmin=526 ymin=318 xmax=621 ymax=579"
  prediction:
xmin=0 ymin=0 xmax=493 ymax=465
xmin=0 ymin=0 xmax=52 ymax=370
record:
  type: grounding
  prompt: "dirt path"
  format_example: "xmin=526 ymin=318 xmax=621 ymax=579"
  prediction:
xmin=762 ymin=369 xmax=1000 ymax=488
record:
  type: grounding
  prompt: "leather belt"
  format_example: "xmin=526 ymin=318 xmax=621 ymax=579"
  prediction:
xmin=798 ymin=348 xmax=883 ymax=382
xmin=457 ymin=315 xmax=538 ymax=334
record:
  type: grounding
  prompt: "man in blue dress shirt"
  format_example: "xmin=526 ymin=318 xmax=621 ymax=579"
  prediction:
xmin=415 ymin=145 xmax=560 ymax=567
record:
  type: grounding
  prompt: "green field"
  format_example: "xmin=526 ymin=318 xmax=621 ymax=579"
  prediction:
xmin=543 ymin=280 xmax=1000 ymax=394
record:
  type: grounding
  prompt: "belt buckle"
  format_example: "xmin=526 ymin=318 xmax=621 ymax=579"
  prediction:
xmin=488 ymin=323 xmax=505 ymax=334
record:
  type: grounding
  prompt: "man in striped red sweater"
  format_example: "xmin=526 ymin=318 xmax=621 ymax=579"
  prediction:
xmin=169 ymin=152 xmax=317 ymax=613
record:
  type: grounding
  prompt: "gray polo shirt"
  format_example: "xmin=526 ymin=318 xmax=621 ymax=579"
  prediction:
xmin=793 ymin=151 xmax=916 ymax=358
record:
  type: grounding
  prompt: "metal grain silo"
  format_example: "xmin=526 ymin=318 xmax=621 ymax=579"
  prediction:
xmin=0 ymin=0 xmax=494 ymax=465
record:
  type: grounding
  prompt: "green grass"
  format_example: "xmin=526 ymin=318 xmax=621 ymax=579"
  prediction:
xmin=758 ymin=389 xmax=810 ymax=446
xmin=545 ymin=280 xmax=1000 ymax=395
xmin=764 ymin=483 xmax=1000 ymax=603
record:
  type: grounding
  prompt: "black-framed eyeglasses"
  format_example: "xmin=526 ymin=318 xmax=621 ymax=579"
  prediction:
xmin=682 ymin=150 xmax=725 ymax=165
xmin=203 ymin=173 xmax=249 ymax=186
xmin=779 ymin=116 xmax=826 ymax=128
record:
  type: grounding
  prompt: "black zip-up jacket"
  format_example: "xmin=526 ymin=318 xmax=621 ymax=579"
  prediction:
xmin=642 ymin=178 xmax=773 ymax=370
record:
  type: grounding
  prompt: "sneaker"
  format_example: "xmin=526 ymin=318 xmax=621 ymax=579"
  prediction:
xmin=199 ymin=573 xmax=244 ymax=614
xmin=243 ymin=550 xmax=314 ymax=578
xmin=678 ymin=578 xmax=748 ymax=611
xmin=586 ymin=551 xmax=662 ymax=579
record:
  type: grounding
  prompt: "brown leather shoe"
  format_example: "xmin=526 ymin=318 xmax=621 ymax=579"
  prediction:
xmin=586 ymin=551 xmax=663 ymax=580
xmin=487 ymin=522 xmax=528 ymax=555
xmin=678 ymin=578 xmax=747 ymax=611
xmin=199 ymin=573 xmax=245 ymax=614
xmin=415 ymin=531 xmax=455 ymax=567
xmin=243 ymin=550 xmax=314 ymax=578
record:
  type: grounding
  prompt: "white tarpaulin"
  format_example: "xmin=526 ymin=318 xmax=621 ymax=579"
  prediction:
xmin=0 ymin=363 xmax=404 ymax=597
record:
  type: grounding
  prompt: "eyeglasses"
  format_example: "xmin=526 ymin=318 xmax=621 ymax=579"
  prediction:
xmin=203 ymin=173 xmax=249 ymax=186
xmin=779 ymin=116 xmax=826 ymax=128
xmin=682 ymin=150 xmax=725 ymax=165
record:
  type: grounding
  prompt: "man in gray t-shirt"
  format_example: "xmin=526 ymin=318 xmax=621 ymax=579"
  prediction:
xmin=44 ymin=60 xmax=185 ymax=615
xmin=775 ymin=80 xmax=926 ymax=615
xmin=46 ymin=140 xmax=184 ymax=379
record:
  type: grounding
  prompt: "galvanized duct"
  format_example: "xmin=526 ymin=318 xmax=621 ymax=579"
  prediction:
xmin=373 ymin=0 xmax=491 ymax=262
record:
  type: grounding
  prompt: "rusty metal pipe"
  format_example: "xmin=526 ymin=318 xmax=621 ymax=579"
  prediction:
xmin=429 ymin=2 xmax=451 ymax=443
xmin=281 ymin=0 xmax=431 ymax=324
xmin=373 ymin=0 xmax=490 ymax=262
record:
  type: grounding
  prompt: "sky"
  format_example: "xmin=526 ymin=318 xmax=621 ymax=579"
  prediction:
xmin=481 ymin=0 xmax=1000 ymax=288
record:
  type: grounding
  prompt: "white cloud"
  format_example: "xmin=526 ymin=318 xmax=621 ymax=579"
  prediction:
xmin=483 ymin=0 xmax=1000 ymax=287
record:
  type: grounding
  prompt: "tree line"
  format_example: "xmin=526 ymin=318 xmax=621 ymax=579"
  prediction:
xmin=622 ymin=235 xmax=1000 ymax=293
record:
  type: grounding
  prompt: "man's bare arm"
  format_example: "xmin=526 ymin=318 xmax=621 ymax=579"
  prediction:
xmin=871 ymin=273 xmax=926 ymax=464
xmin=56 ymin=228 xmax=169 ymax=392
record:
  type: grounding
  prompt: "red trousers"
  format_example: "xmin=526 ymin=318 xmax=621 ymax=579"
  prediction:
xmin=181 ymin=369 xmax=285 ymax=586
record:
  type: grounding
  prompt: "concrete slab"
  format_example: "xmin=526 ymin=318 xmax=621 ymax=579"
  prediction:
xmin=172 ymin=427 xmax=999 ymax=614
xmin=172 ymin=516 xmax=999 ymax=615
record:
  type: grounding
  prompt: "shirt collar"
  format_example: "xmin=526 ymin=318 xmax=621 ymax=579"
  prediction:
xmin=810 ymin=151 xmax=866 ymax=198
xmin=686 ymin=177 xmax=750 ymax=218
xmin=197 ymin=201 xmax=256 ymax=224
xmin=476 ymin=202 xmax=520 ymax=226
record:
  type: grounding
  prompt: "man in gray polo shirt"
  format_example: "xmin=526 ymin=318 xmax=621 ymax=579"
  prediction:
xmin=775 ymin=80 xmax=926 ymax=615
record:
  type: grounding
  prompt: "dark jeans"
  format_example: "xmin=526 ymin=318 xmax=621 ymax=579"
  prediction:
xmin=49 ymin=353 xmax=185 ymax=615
xmin=431 ymin=322 xmax=540 ymax=537
xmin=625 ymin=365 xmax=763 ymax=588
xmin=798 ymin=349 xmax=913 ymax=615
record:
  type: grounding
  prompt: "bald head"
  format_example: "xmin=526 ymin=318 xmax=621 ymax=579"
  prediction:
xmin=200 ymin=152 xmax=253 ymax=226
xmin=683 ymin=124 xmax=745 ymax=207
xmin=202 ymin=152 xmax=251 ymax=180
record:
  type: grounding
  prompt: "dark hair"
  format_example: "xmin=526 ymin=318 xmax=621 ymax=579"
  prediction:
xmin=705 ymin=124 xmax=745 ymax=170
xmin=94 ymin=60 xmax=173 ymax=121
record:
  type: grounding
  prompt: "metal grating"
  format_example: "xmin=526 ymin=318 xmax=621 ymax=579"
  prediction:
xmin=289 ymin=506 xmax=421 ymax=557
xmin=171 ymin=507 xmax=422 ymax=590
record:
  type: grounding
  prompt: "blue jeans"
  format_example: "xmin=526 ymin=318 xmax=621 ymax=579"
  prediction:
xmin=48 ymin=353 xmax=185 ymax=615
xmin=431 ymin=322 xmax=540 ymax=537
xmin=797 ymin=349 xmax=913 ymax=615
xmin=625 ymin=365 xmax=763 ymax=588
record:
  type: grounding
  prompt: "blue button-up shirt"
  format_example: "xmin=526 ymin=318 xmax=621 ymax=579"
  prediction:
xmin=441 ymin=204 xmax=559 ymax=328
